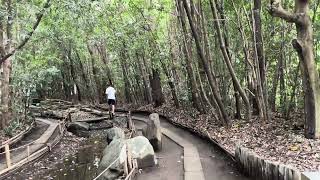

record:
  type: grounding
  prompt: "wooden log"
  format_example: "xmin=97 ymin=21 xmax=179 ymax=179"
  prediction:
xmin=5 ymin=144 xmax=11 ymax=168
xmin=80 ymin=107 xmax=106 ymax=116
xmin=75 ymin=117 xmax=109 ymax=122
xmin=45 ymin=99 xmax=73 ymax=105
xmin=80 ymin=107 xmax=92 ymax=112
xmin=40 ymin=110 xmax=65 ymax=119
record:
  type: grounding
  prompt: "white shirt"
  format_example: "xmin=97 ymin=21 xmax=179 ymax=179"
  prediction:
xmin=105 ymin=87 xmax=116 ymax=100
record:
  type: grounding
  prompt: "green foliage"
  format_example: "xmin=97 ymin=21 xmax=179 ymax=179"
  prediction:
xmin=5 ymin=0 xmax=320 ymax=113
xmin=3 ymin=116 xmax=25 ymax=137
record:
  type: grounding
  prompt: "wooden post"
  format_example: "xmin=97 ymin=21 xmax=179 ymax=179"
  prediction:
xmin=67 ymin=113 xmax=72 ymax=122
xmin=127 ymin=111 xmax=133 ymax=130
xmin=5 ymin=144 xmax=11 ymax=168
xmin=123 ymin=145 xmax=129 ymax=177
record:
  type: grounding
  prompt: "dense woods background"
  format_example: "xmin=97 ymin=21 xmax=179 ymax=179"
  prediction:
xmin=0 ymin=0 xmax=320 ymax=138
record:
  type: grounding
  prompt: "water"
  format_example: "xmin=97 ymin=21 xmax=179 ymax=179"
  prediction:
xmin=43 ymin=135 xmax=107 ymax=180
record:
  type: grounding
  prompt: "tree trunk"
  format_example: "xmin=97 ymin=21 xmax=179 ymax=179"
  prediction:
xmin=253 ymin=0 xmax=269 ymax=116
xmin=87 ymin=44 xmax=101 ymax=103
xmin=162 ymin=62 xmax=180 ymax=108
xmin=67 ymin=49 xmax=81 ymax=102
xmin=176 ymin=0 xmax=204 ymax=112
xmin=279 ymin=27 xmax=286 ymax=112
xmin=1 ymin=0 xmax=13 ymax=129
xmin=96 ymin=41 xmax=113 ymax=101
xmin=270 ymin=0 xmax=320 ymax=138
xmin=120 ymin=45 xmax=133 ymax=103
xmin=182 ymin=0 xmax=230 ymax=124
xmin=150 ymin=69 xmax=165 ymax=107
xmin=270 ymin=57 xmax=281 ymax=111
xmin=286 ymin=62 xmax=301 ymax=119
xmin=209 ymin=0 xmax=251 ymax=120
xmin=136 ymin=53 xmax=152 ymax=104
xmin=76 ymin=50 xmax=92 ymax=102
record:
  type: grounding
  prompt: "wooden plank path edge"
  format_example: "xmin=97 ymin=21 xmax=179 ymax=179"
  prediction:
xmin=0 ymin=118 xmax=64 ymax=178
xmin=161 ymin=128 xmax=205 ymax=180
xmin=131 ymin=115 xmax=205 ymax=180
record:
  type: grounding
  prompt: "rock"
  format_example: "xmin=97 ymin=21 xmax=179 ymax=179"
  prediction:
xmin=67 ymin=122 xmax=90 ymax=137
xmin=127 ymin=136 xmax=157 ymax=168
xmin=98 ymin=136 xmax=156 ymax=179
xmin=67 ymin=122 xmax=89 ymax=131
xmin=99 ymin=138 xmax=127 ymax=180
xmin=144 ymin=113 xmax=162 ymax=151
xmin=106 ymin=127 xmax=125 ymax=143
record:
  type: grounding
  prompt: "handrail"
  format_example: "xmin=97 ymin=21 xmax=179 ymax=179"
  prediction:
xmin=92 ymin=157 xmax=120 ymax=180
xmin=0 ymin=121 xmax=65 ymax=177
xmin=0 ymin=121 xmax=35 ymax=149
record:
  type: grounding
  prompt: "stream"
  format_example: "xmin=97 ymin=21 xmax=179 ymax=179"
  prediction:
xmin=42 ymin=135 xmax=106 ymax=180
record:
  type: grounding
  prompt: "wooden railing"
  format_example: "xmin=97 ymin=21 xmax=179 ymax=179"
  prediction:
xmin=93 ymin=111 xmax=137 ymax=180
xmin=0 ymin=121 xmax=66 ymax=176
xmin=0 ymin=120 xmax=35 ymax=150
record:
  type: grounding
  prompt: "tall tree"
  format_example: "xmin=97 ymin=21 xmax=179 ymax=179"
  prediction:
xmin=209 ymin=0 xmax=251 ymax=120
xmin=182 ymin=0 xmax=230 ymax=124
xmin=176 ymin=0 xmax=204 ymax=113
xmin=269 ymin=0 xmax=320 ymax=138
xmin=253 ymin=0 xmax=269 ymax=120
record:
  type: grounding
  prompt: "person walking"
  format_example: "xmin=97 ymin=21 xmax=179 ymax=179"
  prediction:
xmin=105 ymin=83 xmax=116 ymax=118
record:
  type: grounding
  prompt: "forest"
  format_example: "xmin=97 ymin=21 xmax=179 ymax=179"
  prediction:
xmin=0 ymin=0 xmax=320 ymax=176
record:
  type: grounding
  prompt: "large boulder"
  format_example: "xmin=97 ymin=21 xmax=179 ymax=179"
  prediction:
xmin=106 ymin=127 xmax=125 ymax=143
xmin=126 ymin=136 xmax=157 ymax=168
xmin=98 ymin=136 xmax=156 ymax=179
xmin=143 ymin=113 xmax=162 ymax=151
xmin=99 ymin=138 xmax=127 ymax=180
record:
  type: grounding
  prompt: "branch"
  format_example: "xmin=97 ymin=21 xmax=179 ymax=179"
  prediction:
xmin=268 ymin=0 xmax=300 ymax=23
xmin=0 ymin=0 xmax=51 ymax=64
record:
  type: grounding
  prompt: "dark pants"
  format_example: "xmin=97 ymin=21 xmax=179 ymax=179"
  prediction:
xmin=108 ymin=99 xmax=116 ymax=105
